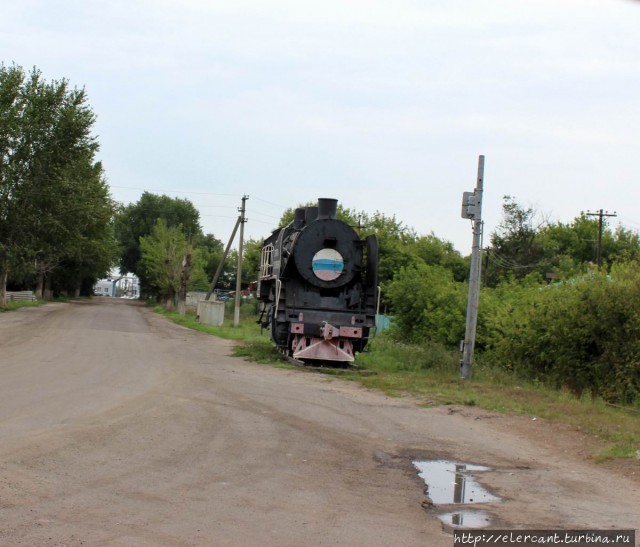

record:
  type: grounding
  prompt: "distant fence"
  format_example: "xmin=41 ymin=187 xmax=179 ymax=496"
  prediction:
xmin=6 ymin=291 xmax=36 ymax=302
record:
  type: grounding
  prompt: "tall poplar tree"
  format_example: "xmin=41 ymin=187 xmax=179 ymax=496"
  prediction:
xmin=0 ymin=64 xmax=115 ymax=303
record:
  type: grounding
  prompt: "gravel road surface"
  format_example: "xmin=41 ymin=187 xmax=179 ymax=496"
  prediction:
xmin=1 ymin=299 xmax=638 ymax=546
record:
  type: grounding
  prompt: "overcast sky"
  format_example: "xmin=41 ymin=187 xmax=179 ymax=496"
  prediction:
xmin=3 ymin=0 xmax=639 ymax=254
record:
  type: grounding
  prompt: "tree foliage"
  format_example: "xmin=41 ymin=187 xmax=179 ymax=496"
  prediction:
xmin=487 ymin=196 xmax=640 ymax=287
xmin=138 ymin=219 xmax=197 ymax=309
xmin=0 ymin=64 xmax=115 ymax=302
xmin=487 ymin=195 xmax=546 ymax=284
xmin=115 ymin=192 xmax=202 ymax=297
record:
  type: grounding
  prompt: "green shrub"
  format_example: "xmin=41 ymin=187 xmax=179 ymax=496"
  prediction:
xmin=385 ymin=263 xmax=466 ymax=347
xmin=481 ymin=263 xmax=640 ymax=404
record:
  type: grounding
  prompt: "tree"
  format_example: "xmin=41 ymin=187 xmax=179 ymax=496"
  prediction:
xmin=410 ymin=233 xmax=469 ymax=282
xmin=488 ymin=196 xmax=547 ymax=286
xmin=193 ymin=232 xmax=226 ymax=290
xmin=536 ymin=214 xmax=600 ymax=271
xmin=360 ymin=212 xmax=417 ymax=288
xmin=0 ymin=63 xmax=26 ymax=303
xmin=537 ymin=215 xmax=640 ymax=272
xmin=609 ymin=225 xmax=640 ymax=264
xmin=140 ymin=219 xmax=190 ymax=310
xmin=50 ymin=161 xmax=118 ymax=296
xmin=0 ymin=64 xmax=112 ymax=302
xmin=115 ymin=192 xmax=202 ymax=297
xmin=242 ymin=238 xmax=262 ymax=284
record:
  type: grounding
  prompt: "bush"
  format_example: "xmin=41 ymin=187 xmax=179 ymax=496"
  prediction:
xmin=481 ymin=264 xmax=640 ymax=404
xmin=385 ymin=263 xmax=466 ymax=347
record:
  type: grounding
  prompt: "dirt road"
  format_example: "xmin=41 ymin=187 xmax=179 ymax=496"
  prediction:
xmin=0 ymin=299 xmax=638 ymax=546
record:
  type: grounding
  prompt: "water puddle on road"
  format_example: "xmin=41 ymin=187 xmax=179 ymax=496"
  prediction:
xmin=413 ymin=459 xmax=501 ymax=529
xmin=438 ymin=509 xmax=493 ymax=529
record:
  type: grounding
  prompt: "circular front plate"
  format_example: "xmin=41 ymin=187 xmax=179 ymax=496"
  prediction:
xmin=312 ymin=248 xmax=344 ymax=281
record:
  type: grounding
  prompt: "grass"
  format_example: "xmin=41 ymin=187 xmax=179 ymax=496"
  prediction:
xmin=152 ymin=304 xmax=263 ymax=341
xmin=153 ymin=305 xmax=640 ymax=463
xmin=0 ymin=299 xmax=46 ymax=312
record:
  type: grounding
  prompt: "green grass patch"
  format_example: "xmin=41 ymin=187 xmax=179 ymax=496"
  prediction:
xmin=151 ymin=304 xmax=265 ymax=341
xmin=0 ymin=300 xmax=43 ymax=312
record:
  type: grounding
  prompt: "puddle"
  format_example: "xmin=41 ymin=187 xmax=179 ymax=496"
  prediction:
xmin=413 ymin=460 xmax=500 ymax=504
xmin=438 ymin=510 xmax=492 ymax=529
xmin=413 ymin=459 xmax=501 ymax=529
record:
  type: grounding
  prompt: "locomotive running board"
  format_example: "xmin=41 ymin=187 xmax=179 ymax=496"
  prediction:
xmin=291 ymin=334 xmax=355 ymax=362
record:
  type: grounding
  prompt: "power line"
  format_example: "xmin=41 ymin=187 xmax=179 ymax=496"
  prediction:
xmin=109 ymin=185 xmax=237 ymax=197
xmin=251 ymin=195 xmax=287 ymax=208
xmin=490 ymin=251 xmax=544 ymax=270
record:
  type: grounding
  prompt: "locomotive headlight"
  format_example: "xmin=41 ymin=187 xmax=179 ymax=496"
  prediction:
xmin=312 ymin=248 xmax=344 ymax=281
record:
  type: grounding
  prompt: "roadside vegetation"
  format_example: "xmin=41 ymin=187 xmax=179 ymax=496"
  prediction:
xmin=0 ymin=300 xmax=44 ymax=312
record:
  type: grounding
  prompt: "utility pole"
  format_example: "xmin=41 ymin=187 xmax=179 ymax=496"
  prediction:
xmin=586 ymin=209 xmax=617 ymax=267
xmin=460 ymin=155 xmax=485 ymax=380
xmin=204 ymin=217 xmax=240 ymax=301
xmin=204 ymin=195 xmax=249 ymax=303
xmin=233 ymin=195 xmax=248 ymax=327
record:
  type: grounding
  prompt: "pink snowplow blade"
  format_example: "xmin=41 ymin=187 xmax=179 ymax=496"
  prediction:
xmin=292 ymin=335 xmax=354 ymax=362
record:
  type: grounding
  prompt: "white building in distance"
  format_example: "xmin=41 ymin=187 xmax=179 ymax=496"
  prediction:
xmin=94 ymin=273 xmax=140 ymax=298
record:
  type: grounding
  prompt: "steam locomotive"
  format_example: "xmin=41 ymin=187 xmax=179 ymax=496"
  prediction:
xmin=257 ymin=198 xmax=378 ymax=364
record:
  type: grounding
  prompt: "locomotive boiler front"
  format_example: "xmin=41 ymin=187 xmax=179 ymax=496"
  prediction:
xmin=292 ymin=209 xmax=360 ymax=289
xmin=258 ymin=198 xmax=378 ymax=364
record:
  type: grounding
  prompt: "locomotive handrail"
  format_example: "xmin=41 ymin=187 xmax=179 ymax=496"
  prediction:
xmin=274 ymin=278 xmax=282 ymax=321
xmin=259 ymin=243 xmax=274 ymax=279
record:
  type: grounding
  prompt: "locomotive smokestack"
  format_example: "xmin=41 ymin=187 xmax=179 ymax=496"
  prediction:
xmin=317 ymin=198 xmax=338 ymax=220
xmin=294 ymin=207 xmax=306 ymax=228
xmin=305 ymin=207 xmax=318 ymax=223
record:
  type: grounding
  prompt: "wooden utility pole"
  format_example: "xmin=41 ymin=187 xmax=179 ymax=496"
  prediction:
xmin=204 ymin=195 xmax=249 ymax=304
xmin=586 ymin=209 xmax=617 ymax=267
xmin=204 ymin=217 xmax=240 ymax=301
xmin=460 ymin=155 xmax=485 ymax=380
xmin=233 ymin=195 xmax=248 ymax=327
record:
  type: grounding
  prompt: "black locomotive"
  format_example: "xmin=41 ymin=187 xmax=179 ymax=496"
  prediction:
xmin=257 ymin=198 xmax=378 ymax=363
